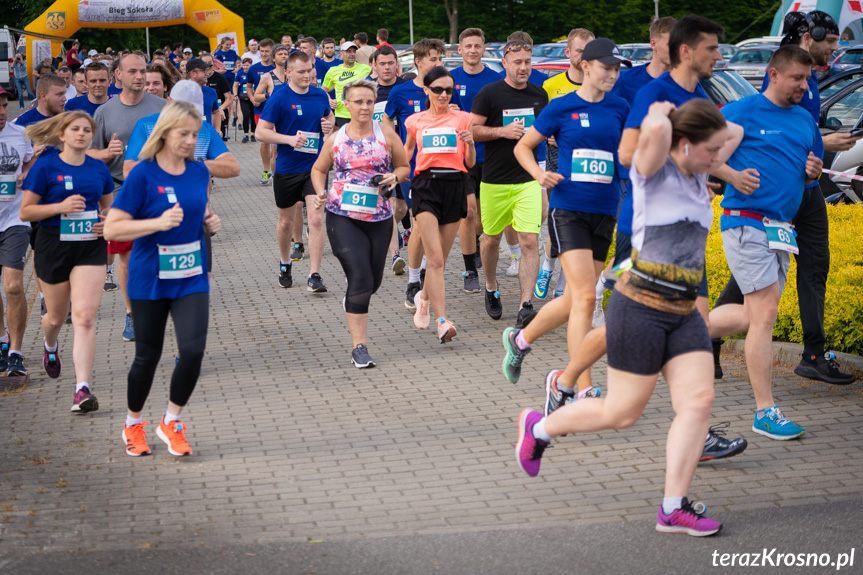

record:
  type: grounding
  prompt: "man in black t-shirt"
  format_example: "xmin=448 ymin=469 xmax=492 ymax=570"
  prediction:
xmin=201 ymin=54 xmax=233 ymax=140
xmin=472 ymin=40 xmax=548 ymax=327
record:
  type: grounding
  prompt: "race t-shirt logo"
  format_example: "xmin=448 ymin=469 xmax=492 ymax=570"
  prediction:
xmin=63 ymin=175 xmax=73 ymax=190
xmin=293 ymin=104 xmax=303 ymax=116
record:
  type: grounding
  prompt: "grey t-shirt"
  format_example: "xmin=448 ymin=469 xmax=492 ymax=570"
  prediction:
xmin=93 ymin=92 xmax=165 ymax=183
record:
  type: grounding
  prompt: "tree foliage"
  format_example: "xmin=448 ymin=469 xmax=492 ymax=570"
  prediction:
xmin=8 ymin=0 xmax=781 ymax=53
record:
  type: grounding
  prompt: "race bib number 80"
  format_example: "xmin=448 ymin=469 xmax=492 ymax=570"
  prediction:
xmin=571 ymin=149 xmax=614 ymax=184
xmin=421 ymin=128 xmax=458 ymax=153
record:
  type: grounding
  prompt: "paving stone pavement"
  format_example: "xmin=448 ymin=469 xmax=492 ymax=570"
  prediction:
xmin=1 ymin=117 xmax=862 ymax=553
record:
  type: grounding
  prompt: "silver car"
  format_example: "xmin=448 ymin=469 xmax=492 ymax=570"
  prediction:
xmin=724 ymin=45 xmax=777 ymax=88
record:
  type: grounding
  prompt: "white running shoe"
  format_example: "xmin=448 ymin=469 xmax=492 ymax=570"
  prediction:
xmin=506 ymin=256 xmax=520 ymax=277
xmin=592 ymin=298 xmax=605 ymax=328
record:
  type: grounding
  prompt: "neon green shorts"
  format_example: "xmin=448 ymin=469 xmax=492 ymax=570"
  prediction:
xmin=479 ymin=181 xmax=542 ymax=236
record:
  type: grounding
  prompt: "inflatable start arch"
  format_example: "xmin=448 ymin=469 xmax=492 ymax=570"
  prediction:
xmin=24 ymin=0 xmax=245 ymax=73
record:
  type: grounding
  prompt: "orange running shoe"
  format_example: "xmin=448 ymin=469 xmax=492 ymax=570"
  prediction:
xmin=157 ymin=418 xmax=192 ymax=456
xmin=437 ymin=317 xmax=457 ymax=343
xmin=122 ymin=421 xmax=151 ymax=457
xmin=414 ymin=291 xmax=431 ymax=329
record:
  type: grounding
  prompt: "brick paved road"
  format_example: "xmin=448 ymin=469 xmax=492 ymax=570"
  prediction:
xmin=1 ymin=112 xmax=861 ymax=554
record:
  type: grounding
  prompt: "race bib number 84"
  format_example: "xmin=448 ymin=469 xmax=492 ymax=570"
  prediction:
xmin=503 ymin=108 xmax=535 ymax=128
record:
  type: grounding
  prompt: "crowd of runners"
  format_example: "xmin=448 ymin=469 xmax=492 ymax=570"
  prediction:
xmin=0 ymin=12 xmax=858 ymax=537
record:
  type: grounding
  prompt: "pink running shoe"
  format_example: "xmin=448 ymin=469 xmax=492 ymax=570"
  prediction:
xmin=655 ymin=498 xmax=722 ymax=536
xmin=414 ymin=291 xmax=430 ymax=329
xmin=515 ymin=409 xmax=549 ymax=477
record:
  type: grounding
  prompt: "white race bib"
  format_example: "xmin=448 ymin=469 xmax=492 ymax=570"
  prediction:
xmin=503 ymin=108 xmax=535 ymax=128
xmin=0 ymin=174 xmax=16 ymax=201
xmin=297 ymin=131 xmax=321 ymax=154
xmin=60 ymin=210 xmax=99 ymax=241
xmin=341 ymin=183 xmax=378 ymax=214
xmin=158 ymin=241 xmax=204 ymax=279
xmin=763 ymin=219 xmax=799 ymax=255
xmin=421 ymin=127 xmax=458 ymax=154
xmin=570 ymin=149 xmax=614 ymax=184
xmin=373 ymin=101 xmax=386 ymax=123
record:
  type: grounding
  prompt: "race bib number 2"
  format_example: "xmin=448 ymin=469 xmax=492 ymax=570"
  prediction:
xmin=571 ymin=149 xmax=614 ymax=184
xmin=0 ymin=175 xmax=16 ymax=201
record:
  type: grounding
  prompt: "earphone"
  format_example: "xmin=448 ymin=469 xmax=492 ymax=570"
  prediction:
xmin=805 ymin=13 xmax=827 ymax=42
xmin=684 ymin=143 xmax=690 ymax=156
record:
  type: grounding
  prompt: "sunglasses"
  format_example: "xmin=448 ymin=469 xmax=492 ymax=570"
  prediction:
xmin=504 ymin=42 xmax=533 ymax=55
xmin=428 ymin=86 xmax=454 ymax=95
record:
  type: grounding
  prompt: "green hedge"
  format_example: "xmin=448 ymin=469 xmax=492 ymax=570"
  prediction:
xmin=606 ymin=199 xmax=863 ymax=355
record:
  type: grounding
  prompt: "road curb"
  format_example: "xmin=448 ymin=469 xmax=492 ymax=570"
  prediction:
xmin=724 ymin=339 xmax=863 ymax=379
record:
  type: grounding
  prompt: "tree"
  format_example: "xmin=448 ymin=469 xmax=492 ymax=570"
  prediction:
xmin=444 ymin=0 xmax=458 ymax=44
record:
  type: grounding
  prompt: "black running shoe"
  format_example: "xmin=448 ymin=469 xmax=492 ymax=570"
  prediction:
xmin=485 ymin=287 xmax=502 ymax=320
xmin=419 ymin=267 xmax=426 ymax=288
xmin=712 ymin=339 xmax=724 ymax=379
xmin=0 ymin=341 xmax=7 ymax=372
xmin=515 ymin=301 xmax=537 ymax=329
xmin=793 ymin=352 xmax=856 ymax=385
xmin=351 ymin=344 xmax=376 ymax=368
xmin=307 ymin=272 xmax=327 ymax=293
xmin=279 ymin=263 xmax=293 ymax=288
xmin=291 ymin=242 xmax=305 ymax=261
xmin=700 ymin=422 xmax=747 ymax=462
xmin=405 ymin=282 xmax=421 ymax=310
xmin=7 ymin=352 xmax=27 ymax=377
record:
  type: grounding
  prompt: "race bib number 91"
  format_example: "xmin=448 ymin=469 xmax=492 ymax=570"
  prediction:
xmin=341 ymin=183 xmax=378 ymax=214
xmin=571 ymin=149 xmax=614 ymax=184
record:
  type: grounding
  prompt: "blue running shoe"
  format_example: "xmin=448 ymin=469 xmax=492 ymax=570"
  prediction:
xmin=122 ymin=313 xmax=135 ymax=342
xmin=752 ymin=406 xmax=805 ymax=440
xmin=534 ymin=268 xmax=553 ymax=299
xmin=501 ymin=327 xmax=530 ymax=383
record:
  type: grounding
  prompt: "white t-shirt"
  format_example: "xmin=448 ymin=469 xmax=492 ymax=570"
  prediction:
xmin=241 ymin=51 xmax=261 ymax=65
xmin=0 ymin=122 xmax=35 ymax=231
xmin=65 ymin=84 xmax=78 ymax=102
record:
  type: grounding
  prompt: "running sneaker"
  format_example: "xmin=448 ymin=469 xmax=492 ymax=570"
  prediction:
xmin=655 ymin=498 xmax=722 ymax=537
xmin=307 ymin=272 xmax=327 ymax=293
xmin=700 ymin=422 xmax=748 ymax=461
xmin=351 ymin=344 xmax=376 ymax=368
xmin=515 ymin=409 xmax=549 ymax=477
xmin=484 ymin=287 xmax=502 ymax=320
xmin=7 ymin=352 xmax=27 ymax=377
xmin=463 ymin=270 xmax=481 ymax=293
xmin=401 ymin=229 xmax=411 ymax=246
xmin=752 ymin=406 xmax=805 ymax=440
xmin=43 ymin=344 xmax=61 ymax=379
xmin=157 ymin=418 xmax=192 ymax=456
xmin=251 ymin=135 xmax=256 ymax=142
xmin=392 ymin=254 xmax=406 ymax=275
xmin=405 ymin=282 xmax=421 ymax=310
xmin=515 ymin=302 xmax=537 ymax=329
xmin=712 ymin=339 xmax=724 ymax=380
xmin=103 ymin=271 xmax=118 ymax=292
xmin=64 ymin=307 xmax=72 ymax=325
xmin=260 ymin=171 xmax=270 ymax=185
xmin=414 ymin=292 xmax=431 ymax=329
xmin=291 ymin=242 xmax=305 ymax=261
xmin=544 ymin=370 xmax=575 ymax=416
xmin=420 ymin=268 xmax=426 ymax=288
xmin=437 ymin=318 xmax=457 ymax=343
xmin=501 ymin=327 xmax=530 ymax=383
xmin=122 ymin=313 xmax=135 ymax=342
xmin=123 ymin=421 xmax=151 ymax=456
xmin=534 ymin=268 xmax=552 ymax=299
xmin=0 ymin=341 xmax=8 ymax=372
xmin=242 ymin=135 xmax=249 ymax=143
xmin=591 ymin=298 xmax=605 ymax=328
xmin=279 ymin=263 xmax=293 ymax=288
xmin=577 ymin=386 xmax=602 ymax=399
xmin=552 ymin=284 xmax=565 ymax=299
xmin=793 ymin=352 xmax=856 ymax=385
xmin=71 ymin=386 xmax=98 ymax=413
xmin=506 ymin=256 xmax=520 ymax=277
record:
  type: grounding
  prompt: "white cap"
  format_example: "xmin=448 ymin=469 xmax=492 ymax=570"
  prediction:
xmin=100 ymin=59 xmax=112 ymax=66
xmin=87 ymin=49 xmax=98 ymax=56
xmin=83 ymin=58 xmax=93 ymax=66
xmin=169 ymin=80 xmax=204 ymax=117
xmin=340 ymin=41 xmax=358 ymax=51
xmin=249 ymin=38 xmax=258 ymax=45
xmin=183 ymin=47 xmax=193 ymax=53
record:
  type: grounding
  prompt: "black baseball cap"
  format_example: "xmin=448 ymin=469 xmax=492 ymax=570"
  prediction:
xmin=582 ymin=37 xmax=629 ymax=65
xmin=186 ymin=58 xmax=212 ymax=73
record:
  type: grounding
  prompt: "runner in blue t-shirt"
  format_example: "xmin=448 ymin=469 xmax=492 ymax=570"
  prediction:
xmin=246 ymin=40 xmax=277 ymax=185
xmin=383 ymin=39 xmax=445 ymax=310
xmin=64 ymin=63 xmax=111 ymax=117
xmin=20 ymin=111 xmax=114 ymax=416
xmin=256 ymin=52 xmax=334 ymax=294
xmin=451 ymin=28 xmax=504 ymax=290
xmin=233 ymin=57 xmax=255 ymax=142
xmin=504 ymin=37 xmax=628 ymax=406
xmin=709 ymin=46 xmax=824 ymax=441
xmin=213 ymin=37 xmax=239 ymax=84
xmin=103 ymin=100 xmax=223 ymax=459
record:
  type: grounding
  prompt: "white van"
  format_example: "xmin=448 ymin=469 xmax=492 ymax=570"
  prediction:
xmin=0 ymin=28 xmax=14 ymax=97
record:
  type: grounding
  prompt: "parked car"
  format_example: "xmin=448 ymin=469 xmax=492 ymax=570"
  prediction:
xmin=533 ymin=43 xmax=567 ymax=61
xmin=735 ymin=36 xmax=783 ymax=48
xmin=402 ymin=57 xmax=504 ymax=77
xmin=718 ymin=44 xmax=738 ymax=61
xmin=0 ymin=28 xmax=15 ymax=98
xmin=827 ymin=45 xmax=863 ymax=78
xmin=618 ymin=43 xmax=652 ymax=61
xmin=701 ymin=68 xmax=758 ymax=108
xmin=723 ymin=45 xmax=777 ymax=88
xmin=532 ymin=60 xmax=569 ymax=77
xmin=817 ymin=75 xmax=863 ymax=202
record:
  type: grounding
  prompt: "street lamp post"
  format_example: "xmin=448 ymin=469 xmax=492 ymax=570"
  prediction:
xmin=655 ymin=0 xmax=659 ymax=20
xmin=409 ymin=0 xmax=415 ymax=44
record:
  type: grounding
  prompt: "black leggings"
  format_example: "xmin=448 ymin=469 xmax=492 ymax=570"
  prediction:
xmin=127 ymin=292 xmax=209 ymax=412
xmin=239 ymin=98 xmax=256 ymax=134
xmin=326 ymin=212 xmax=392 ymax=314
